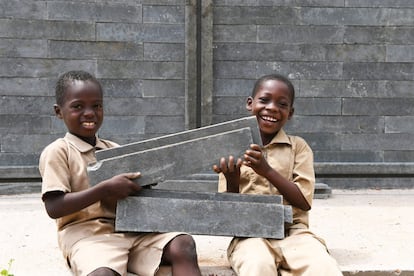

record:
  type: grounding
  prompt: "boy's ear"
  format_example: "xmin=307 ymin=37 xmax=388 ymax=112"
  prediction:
xmin=54 ymin=104 xmax=63 ymax=119
xmin=288 ymin=107 xmax=295 ymax=120
xmin=246 ymin=96 xmax=253 ymax=111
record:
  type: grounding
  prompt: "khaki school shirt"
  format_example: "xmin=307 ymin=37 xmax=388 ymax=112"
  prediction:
xmin=218 ymin=129 xmax=315 ymax=229
xmin=39 ymin=132 xmax=119 ymax=253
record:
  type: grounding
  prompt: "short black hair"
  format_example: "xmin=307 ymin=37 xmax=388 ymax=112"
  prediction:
xmin=55 ymin=70 xmax=102 ymax=105
xmin=251 ymin=74 xmax=295 ymax=105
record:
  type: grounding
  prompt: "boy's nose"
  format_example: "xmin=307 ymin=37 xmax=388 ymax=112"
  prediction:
xmin=83 ymin=107 xmax=95 ymax=117
xmin=266 ymin=102 xmax=278 ymax=111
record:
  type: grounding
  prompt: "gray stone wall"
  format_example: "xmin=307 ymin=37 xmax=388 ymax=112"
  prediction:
xmin=0 ymin=0 xmax=188 ymax=165
xmin=1 ymin=0 xmax=414 ymax=166
xmin=212 ymin=1 xmax=414 ymax=162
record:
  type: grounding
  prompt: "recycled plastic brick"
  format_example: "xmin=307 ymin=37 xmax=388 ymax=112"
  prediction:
xmin=116 ymin=189 xmax=292 ymax=239
xmin=95 ymin=116 xmax=261 ymax=161
xmin=88 ymin=127 xmax=255 ymax=187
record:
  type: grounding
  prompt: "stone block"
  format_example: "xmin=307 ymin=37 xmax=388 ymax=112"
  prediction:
xmin=47 ymin=2 xmax=142 ymax=23
xmin=97 ymin=60 xmax=184 ymax=79
xmin=95 ymin=116 xmax=260 ymax=160
xmin=88 ymin=127 xmax=257 ymax=186
xmin=116 ymin=189 xmax=291 ymax=239
xmin=143 ymin=5 xmax=184 ymax=24
xmin=96 ymin=23 xmax=185 ymax=43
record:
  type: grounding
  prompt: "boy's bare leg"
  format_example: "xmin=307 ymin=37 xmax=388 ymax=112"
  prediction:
xmin=162 ymin=235 xmax=202 ymax=276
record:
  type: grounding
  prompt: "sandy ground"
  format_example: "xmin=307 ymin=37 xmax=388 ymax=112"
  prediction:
xmin=1 ymin=189 xmax=413 ymax=275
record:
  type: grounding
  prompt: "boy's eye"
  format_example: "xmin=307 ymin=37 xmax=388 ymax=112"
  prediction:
xmin=71 ymin=104 xmax=82 ymax=110
xmin=94 ymin=103 xmax=103 ymax=109
xmin=258 ymin=97 xmax=270 ymax=103
xmin=278 ymin=102 xmax=289 ymax=108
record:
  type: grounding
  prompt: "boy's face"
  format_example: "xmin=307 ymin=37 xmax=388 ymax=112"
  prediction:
xmin=246 ymin=79 xmax=294 ymax=142
xmin=54 ymin=80 xmax=103 ymax=140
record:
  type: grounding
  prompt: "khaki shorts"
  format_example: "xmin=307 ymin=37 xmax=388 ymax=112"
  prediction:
xmin=67 ymin=232 xmax=183 ymax=276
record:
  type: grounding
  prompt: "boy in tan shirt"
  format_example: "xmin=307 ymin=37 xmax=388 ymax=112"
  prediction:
xmin=39 ymin=70 xmax=201 ymax=276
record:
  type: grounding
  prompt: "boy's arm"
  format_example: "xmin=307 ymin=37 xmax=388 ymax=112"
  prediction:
xmin=44 ymin=172 xmax=141 ymax=219
xmin=244 ymin=144 xmax=311 ymax=211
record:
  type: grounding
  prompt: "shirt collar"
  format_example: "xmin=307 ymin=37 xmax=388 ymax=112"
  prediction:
xmin=64 ymin=132 xmax=104 ymax=153
xmin=265 ymin=129 xmax=291 ymax=147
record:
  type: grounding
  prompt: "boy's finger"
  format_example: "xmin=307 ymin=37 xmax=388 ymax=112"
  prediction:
xmin=212 ymin=165 xmax=221 ymax=173
xmin=126 ymin=172 xmax=141 ymax=179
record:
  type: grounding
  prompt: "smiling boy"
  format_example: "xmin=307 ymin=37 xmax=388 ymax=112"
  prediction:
xmin=213 ymin=74 xmax=342 ymax=276
xmin=39 ymin=70 xmax=201 ymax=276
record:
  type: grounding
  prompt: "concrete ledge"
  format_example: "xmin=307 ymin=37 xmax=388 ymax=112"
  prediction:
xmin=315 ymin=162 xmax=414 ymax=189
xmin=5 ymin=162 xmax=414 ymax=194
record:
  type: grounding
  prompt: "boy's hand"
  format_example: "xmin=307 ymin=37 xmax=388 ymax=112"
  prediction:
xmin=213 ymin=155 xmax=242 ymax=193
xmin=101 ymin=172 xmax=142 ymax=200
xmin=243 ymin=144 xmax=272 ymax=177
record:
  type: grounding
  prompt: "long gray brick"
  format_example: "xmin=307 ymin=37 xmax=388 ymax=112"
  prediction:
xmin=95 ymin=116 xmax=260 ymax=160
xmin=116 ymin=189 xmax=291 ymax=239
xmin=0 ymin=153 xmax=41 ymax=166
xmin=341 ymin=133 xmax=414 ymax=151
xmin=97 ymin=23 xmax=185 ymax=43
xmin=0 ymin=39 xmax=46 ymax=58
xmin=143 ymin=43 xmax=184 ymax=61
xmin=0 ymin=19 xmax=95 ymax=40
xmin=286 ymin=116 xmax=384 ymax=134
xmin=0 ymin=115 xmax=51 ymax=134
xmin=142 ymin=80 xmax=185 ymax=97
xmin=343 ymin=62 xmax=414 ymax=81
xmin=99 ymin=116 xmax=146 ymax=136
xmin=0 ymin=0 xmax=46 ymax=19
xmin=299 ymin=7 xmax=386 ymax=26
xmin=213 ymin=61 xmax=257 ymax=79
xmin=257 ymin=61 xmax=343 ymax=80
xmin=144 ymin=116 xmax=185 ymax=134
xmin=143 ymin=5 xmax=184 ymax=23
xmin=47 ymin=2 xmax=142 ymax=23
xmin=2 ymin=134 xmax=60 ymax=153
xmin=214 ymin=44 xmax=385 ymax=62
xmin=0 ymin=58 xmax=96 ymax=78
xmin=343 ymin=98 xmax=414 ymax=116
xmin=0 ymin=96 xmax=54 ymax=115
xmin=313 ymin=150 xmax=383 ymax=162
xmin=97 ymin=60 xmax=184 ymax=79
xmin=294 ymin=98 xmax=342 ymax=116
xmin=213 ymin=6 xmax=297 ymax=25
xmin=385 ymin=150 xmax=414 ymax=162
xmin=385 ymin=116 xmax=414 ymax=134
xmin=345 ymin=0 xmax=414 ymax=7
xmin=213 ymin=25 xmax=257 ymax=43
xmin=386 ymin=45 xmax=414 ymax=62
xmin=257 ymin=25 xmax=344 ymax=44
xmin=213 ymin=96 xmax=247 ymax=116
xmin=88 ymin=127 xmax=256 ymax=186
xmin=103 ymin=97 xmax=184 ymax=116
xmin=0 ymin=77 xmax=51 ymax=96
xmin=344 ymin=26 xmax=414 ymax=44
xmin=49 ymin=41 xmax=143 ymax=61
xmin=99 ymin=79 xmax=143 ymax=98
xmin=213 ymin=79 xmax=254 ymax=97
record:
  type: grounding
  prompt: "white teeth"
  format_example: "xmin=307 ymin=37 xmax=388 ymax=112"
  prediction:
xmin=262 ymin=116 xmax=278 ymax=122
xmin=82 ymin=122 xmax=95 ymax=126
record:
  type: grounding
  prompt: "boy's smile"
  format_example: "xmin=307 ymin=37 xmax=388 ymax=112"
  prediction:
xmin=246 ymin=79 xmax=294 ymax=145
xmin=54 ymin=80 xmax=103 ymax=143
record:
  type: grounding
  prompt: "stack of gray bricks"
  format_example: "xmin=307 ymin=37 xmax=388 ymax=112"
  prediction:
xmin=88 ymin=116 xmax=292 ymax=239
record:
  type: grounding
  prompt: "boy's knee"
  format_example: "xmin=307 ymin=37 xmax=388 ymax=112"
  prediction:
xmin=87 ymin=267 xmax=120 ymax=276
xmin=165 ymin=234 xmax=198 ymax=260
